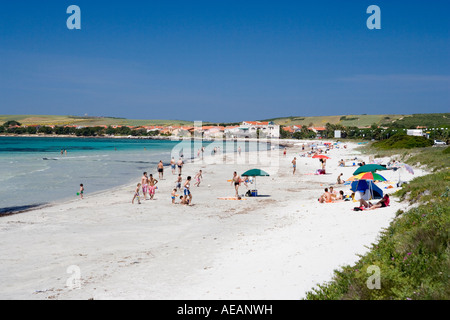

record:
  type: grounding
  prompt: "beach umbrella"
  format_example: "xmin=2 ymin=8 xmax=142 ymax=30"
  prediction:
xmin=312 ymin=155 xmax=331 ymax=159
xmin=353 ymin=164 xmax=387 ymax=175
xmin=349 ymin=172 xmax=387 ymax=182
xmin=242 ymin=169 xmax=270 ymax=195
xmin=402 ymin=164 xmax=414 ymax=175
xmin=350 ymin=180 xmax=384 ymax=200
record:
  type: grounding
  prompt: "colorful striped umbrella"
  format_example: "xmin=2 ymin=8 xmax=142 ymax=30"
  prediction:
xmin=347 ymin=172 xmax=387 ymax=182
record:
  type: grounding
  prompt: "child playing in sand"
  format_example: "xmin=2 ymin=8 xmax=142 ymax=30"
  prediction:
xmin=132 ymin=183 xmax=141 ymax=204
xmin=179 ymin=195 xmax=189 ymax=205
xmin=171 ymin=189 xmax=177 ymax=204
xmin=79 ymin=184 xmax=84 ymax=199
xmin=194 ymin=170 xmax=203 ymax=187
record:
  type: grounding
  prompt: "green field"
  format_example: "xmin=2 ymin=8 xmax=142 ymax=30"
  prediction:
xmin=262 ymin=114 xmax=450 ymax=128
xmin=0 ymin=115 xmax=194 ymax=127
xmin=1 ymin=113 xmax=449 ymax=128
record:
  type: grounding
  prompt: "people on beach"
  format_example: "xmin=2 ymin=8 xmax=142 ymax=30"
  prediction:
xmin=148 ymin=174 xmax=158 ymax=200
xmin=170 ymin=157 xmax=176 ymax=174
xmin=132 ymin=183 xmax=141 ymax=204
xmin=79 ymin=184 xmax=84 ymax=199
xmin=338 ymin=159 xmax=345 ymax=167
xmin=184 ymin=176 xmax=192 ymax=204
xmin=238 ymin=146 xmax=242 ymax=156
xmin=177 ymin=158 xmax=184 ymax=174
xmin=283 ymin=148 xmax=287 ymax=157
xmin=171 ymin=189 xmax=177 ymax=204
xmin=141 ymin=172 xmax=149 ymax=200
xmin=194 ymin=170 xmax=203 ymax=187
xmin=336 ymin=190 xmax=345 ymax=200
xmin=337 ymin=173 xmax=344 ymax=184
xmin=231 ymin=172 xmax=241 ymax=198
xmin=318 ymin=188 xmax=332 ymax=203
xmin=292 ymin=157 xmax=297 ymax=175
xmin=329 ymin=186 xmax=338 ymax=199
xmin=157 ymin=160 xmax=164 ymax=180
xmin=180 ymin=195 xmax=189 ymax=205
xmin=355 ymin=190 xmax=371 ymax=209
xmin=176 ymin=174 xmax=182 ymax=192
xmin=368 ymin=194 xmax=390 ymax=210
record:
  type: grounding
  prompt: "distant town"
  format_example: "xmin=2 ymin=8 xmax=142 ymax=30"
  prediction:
xmin=0 ymin=113 xmax=448 ymax=142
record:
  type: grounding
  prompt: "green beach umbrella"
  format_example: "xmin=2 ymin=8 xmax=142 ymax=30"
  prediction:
xmin=353 ymin=164 xmax=388 ymax=176
xmin=242 ymin=169 xmax=270 ymax=177
xmin=242 ymin=169 xmax=270 ymax=195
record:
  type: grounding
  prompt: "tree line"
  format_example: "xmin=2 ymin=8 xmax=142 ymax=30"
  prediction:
xmin=0 ymin=121 xmax=161 ymax=137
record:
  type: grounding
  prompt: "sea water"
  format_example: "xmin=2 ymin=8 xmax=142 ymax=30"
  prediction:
xmin=0 ymin=137 xmax=271 ymax=215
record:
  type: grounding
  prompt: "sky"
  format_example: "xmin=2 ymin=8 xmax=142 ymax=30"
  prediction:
xmin=0 ymin=0 xmax=449 ymax=123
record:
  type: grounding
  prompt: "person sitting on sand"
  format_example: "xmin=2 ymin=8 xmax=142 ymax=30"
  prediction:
xmin=368 ymin=194 xmax=390 ymax=210
xmin=337 ymin=173 xmax=344 ymax=184
xmin=318 ymin=188 xmax=332 ymax=203
xmin=336 ymin=190 xmax=345 ymax=201
xmin=355 ymin=190 xmax=371 ymax=209
xmin=338 ymin=159 xmax=345 ymax=167
xmin=180 ymin=195 xmax=189 ymax=205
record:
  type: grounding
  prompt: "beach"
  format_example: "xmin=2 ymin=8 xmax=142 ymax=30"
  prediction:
xmin=0 ymin=140 xmax=426 ymax=300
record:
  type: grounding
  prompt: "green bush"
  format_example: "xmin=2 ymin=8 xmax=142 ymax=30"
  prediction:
xmin=306 ymin=202 xmax=450 ymax=300
xmin=372 ymin=134 xmax=434 ymax=150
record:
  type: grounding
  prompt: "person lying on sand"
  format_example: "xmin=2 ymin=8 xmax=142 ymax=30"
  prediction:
xmin=368 ymin=194 xmax=390 ymax=210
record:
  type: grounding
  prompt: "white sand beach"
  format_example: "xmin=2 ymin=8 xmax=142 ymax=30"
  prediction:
xmin=0 ymin=141 xmax=426 ymax=300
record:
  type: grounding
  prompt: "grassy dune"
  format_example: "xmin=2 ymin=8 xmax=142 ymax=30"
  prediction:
xmin=0 ymin=115 xmax=194 ymax=127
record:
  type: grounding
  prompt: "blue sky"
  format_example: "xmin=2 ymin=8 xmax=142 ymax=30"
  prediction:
xmin=0 ymin=0 xmax=449 ymax=122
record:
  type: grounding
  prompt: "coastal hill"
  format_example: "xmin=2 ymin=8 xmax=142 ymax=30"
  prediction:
xmin=1 ymin=113 xmax=449 ymax=128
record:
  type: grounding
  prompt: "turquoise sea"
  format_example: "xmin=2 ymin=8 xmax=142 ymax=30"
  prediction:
xmin=0 ymin=137 xmax=271 ymax=215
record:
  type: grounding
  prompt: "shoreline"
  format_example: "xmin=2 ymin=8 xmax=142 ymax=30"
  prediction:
xmin=0 ymin=140 xmax=426 ymax=300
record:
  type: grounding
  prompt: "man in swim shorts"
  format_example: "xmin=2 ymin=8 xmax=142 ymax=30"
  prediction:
xmin=148 ymin=174 xmax=158 ymax=200
xmin=184 ymin=176 xmax=192 ymax=205
xmin=141 ymin=172 xmax=149 ymax=200
xmin=292 ymin=157 xmax=297 ymax=175
xmin=231 ymin=172 xmax=241 ymax=198
xmin=157 ymin=160 xmax=164 ymax=180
